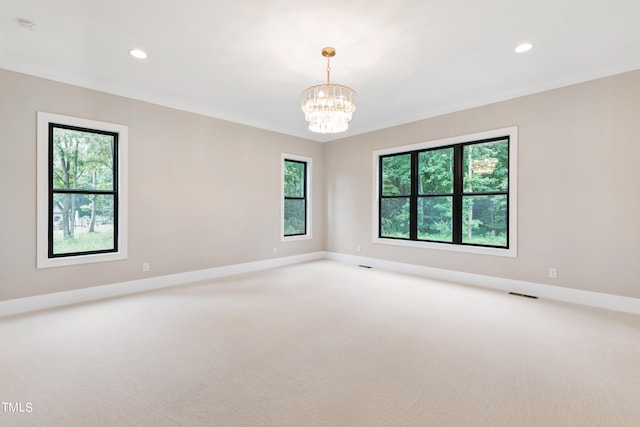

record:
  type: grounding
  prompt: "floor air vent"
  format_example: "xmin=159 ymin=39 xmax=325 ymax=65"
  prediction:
xmin=508 ymin=292 xmax=538 ymax=299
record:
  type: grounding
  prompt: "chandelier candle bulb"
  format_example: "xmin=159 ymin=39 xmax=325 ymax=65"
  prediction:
xmin=301 ymin=47 xmax=356 ymax=134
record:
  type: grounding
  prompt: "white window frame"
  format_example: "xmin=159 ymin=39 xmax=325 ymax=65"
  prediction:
xmin=36 ymin=112 xmax=128 ymax=268
xmin=281 ymin=153 xmax=312 ymax=242
xmin=372 ymin=126 xmax=518 ymax=258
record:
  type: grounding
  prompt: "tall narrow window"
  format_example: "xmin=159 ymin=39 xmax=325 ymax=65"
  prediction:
xmin=37 ymin=112 xmax=128 ymax=268
xmin=282 ymin=154 xmax=312 ymax=240
xmin=375 ymin=127 xmax=516 ymax=257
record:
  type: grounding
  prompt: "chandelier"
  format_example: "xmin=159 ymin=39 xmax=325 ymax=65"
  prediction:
xmin=301 ymin=47 xmax=356 ymax=134
xmin=471 ymin=158 xmax=499 ymax=174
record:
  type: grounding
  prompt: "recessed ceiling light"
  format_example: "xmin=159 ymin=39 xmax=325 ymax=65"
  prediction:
xmin=515 ymin=42 xmax=533 ymax=53
xmin=129 ymin=49 xmax=148 ymax=59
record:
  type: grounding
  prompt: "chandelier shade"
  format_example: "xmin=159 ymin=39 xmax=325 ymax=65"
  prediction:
xmin=301 ymin=47 xmax=356 ymax=134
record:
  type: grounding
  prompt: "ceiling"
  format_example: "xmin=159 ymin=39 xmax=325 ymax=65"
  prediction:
xmin=1 ymin=1 xmax=639 ymax=142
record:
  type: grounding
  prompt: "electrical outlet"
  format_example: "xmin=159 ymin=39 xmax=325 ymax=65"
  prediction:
xmin=356 ymin=244 xmax=361 ymax=252
xmin=273 ymin=247 xmax=278 ymax=255
xmin=548 ymin=267 xmax=557 ymax=279
xmin=142 ymin=262 xmax=150 ymax=272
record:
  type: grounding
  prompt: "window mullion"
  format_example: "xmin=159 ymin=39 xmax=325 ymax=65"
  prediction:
xmin=410 ymin=152 xmax=418 ymax=240
xmin=452 ymin=145 xmax=463 ymax=243
xmin=303 ymin=162 xmax=307 ymax=235
xmin=378 ymin=156 xmax=383 ymax=238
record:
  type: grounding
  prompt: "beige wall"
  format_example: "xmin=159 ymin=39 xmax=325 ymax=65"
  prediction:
xmin=2 ymin=68 xmax=639 ymax=302
xmin=0 ymin=69 xmax=323 ymax=301
xmin=324 ymin=70 xmax=640 ymax=299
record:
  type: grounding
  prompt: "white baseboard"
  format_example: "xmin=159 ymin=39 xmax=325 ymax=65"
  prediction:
xmin=326 ymin=252 xmax=640 ymax=315
xmin=3 ymin=251 xmax=639 ymax=317
xmin=0 ymin=252 xmax=326 ymax=317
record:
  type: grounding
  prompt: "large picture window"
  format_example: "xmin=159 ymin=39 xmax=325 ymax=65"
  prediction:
xmin=282 ymin=154 xmax=312 ymax=240
xmin=375 ymin=127 xmax=517 ymax=257
xmin=37 ymin=112 xmax=128 ymax=268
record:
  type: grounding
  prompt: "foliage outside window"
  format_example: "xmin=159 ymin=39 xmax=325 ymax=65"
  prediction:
xmin=283 ymin=159 xmax=307 ymax=236
xmin=50 ymin=124 xmax=118 ymax=256
xmin=376 ymin=128 xmax=516 ymax=256
xmin=282 ymin=155 xmax=312 ymax=240
xmin=37 ymin=112 xmax=128 ymax=268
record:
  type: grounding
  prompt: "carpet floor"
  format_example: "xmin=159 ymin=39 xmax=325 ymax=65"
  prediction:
xmin=1 ymin=260 xmax=639 ymax=426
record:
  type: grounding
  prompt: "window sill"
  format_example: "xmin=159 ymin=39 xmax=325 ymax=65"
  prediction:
xmin=36 ymin=250 xmax=128 ymax=269
xmin=372 ymin=236 xmax=517 ymax=258
xmin=281 ymin=234 xmax=312 ymax=243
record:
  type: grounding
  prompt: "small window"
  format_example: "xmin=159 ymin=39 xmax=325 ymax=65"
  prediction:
xmin=37 ymin=112 xmax=128 ymax=268
xmin=374 ymin=127 xmax=517 ymax=257
xmin=282 ymin=154 xmax=312 ymax=240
